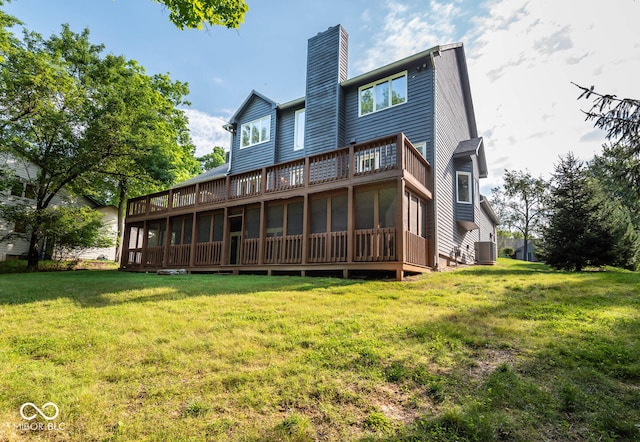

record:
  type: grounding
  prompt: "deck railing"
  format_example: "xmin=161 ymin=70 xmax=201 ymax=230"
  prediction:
xmin=195 ymin=241 xmax=223 ymax=266
xmin=168 ymin=244 xmax=191 ymax=266
xmin=126 ymin=133 xmax=431 ymax=219
xmin=354 ymin=228 xmax=396 ymax=262
xmin=405 ymin=232 xmax=428 ymax=267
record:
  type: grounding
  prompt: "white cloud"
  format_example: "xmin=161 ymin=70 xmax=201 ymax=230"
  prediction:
xmin=182 ymin=108 xmax=231 ymax=157
xmin=353 ymin=0 xmax=459 ymax=74
xmin=463 ymin=0 xmax=640 ymax=190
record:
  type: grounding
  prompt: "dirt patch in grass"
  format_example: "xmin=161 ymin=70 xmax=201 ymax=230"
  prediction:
xmin=468 ymin=348 xmax=520 ymax=381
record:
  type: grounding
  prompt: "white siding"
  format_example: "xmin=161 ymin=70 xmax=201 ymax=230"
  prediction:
xmin=0 ymin=153 xmax=119 ymax=261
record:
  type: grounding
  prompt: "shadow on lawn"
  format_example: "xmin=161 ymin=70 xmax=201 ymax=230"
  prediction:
xmin=0 ymin=271 xmax=366 ymax=308
xmin=376 ymin=267 xmax=640 ymax=441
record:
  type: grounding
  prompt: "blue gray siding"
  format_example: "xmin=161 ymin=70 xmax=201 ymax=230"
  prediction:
xmin=478 ymin=200 xmax=497 ymax=243
xmin=275 ymin=105 xmax=305 ymax=164
xmin=453 ymin=159 xmax=474 ymax=223
xmin=304 ymin=25 xmax=348 ymax=155
xmin=230 ymin=95 xmax=276 ymax=175
xmin=433 ymin=47 xmax=477 ymax=264
xmin=344 ymin=65 xmax=434 ymax=152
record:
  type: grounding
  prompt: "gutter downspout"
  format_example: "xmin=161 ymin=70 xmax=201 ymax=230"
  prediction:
xmin=430 ymin=50 xmax=440 ymax=270
xmin=223 ymin=123 xmax=234 ymax=174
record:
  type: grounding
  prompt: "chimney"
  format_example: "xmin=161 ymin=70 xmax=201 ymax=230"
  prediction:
xmin=304 ymin=25 xmax=348 ymax=154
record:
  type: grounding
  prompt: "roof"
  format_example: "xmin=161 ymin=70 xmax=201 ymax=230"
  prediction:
xmin=228 ymin=90 xmax=277 ymax=124
xmin=173 ymin=163 xmax=229 ymax=188
xmin=480 ymin=196 xmax=500 ymax=225
xmin=341 ymin=43 xmax=463 ymax=88
xmin=453 ymin=137 xmax=488 ymax=178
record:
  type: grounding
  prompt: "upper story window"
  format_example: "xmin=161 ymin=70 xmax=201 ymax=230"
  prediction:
xmin=294 ymin=109 xmax=305 ymax=151
xmin=358 ymin=71 xmax=407 ymax=117
xmin=240 ymin=115 xmax=271 ymax=149
xmin=456 ymin=171 xmax=472 ymax=204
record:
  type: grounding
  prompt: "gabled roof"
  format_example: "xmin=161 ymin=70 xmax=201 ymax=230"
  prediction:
xmin=453 ymin=137 xmax=488 ymax=178
xmin=173 ymin=163 xmax=229 ymax=188
xmin=228 ymin=90 xmax=277 ymax=124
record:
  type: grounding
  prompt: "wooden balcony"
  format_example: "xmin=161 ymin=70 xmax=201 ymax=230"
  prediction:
xmin=122 ymin=133 xmax=433 ymax=279
xmin=126 ymin=133 xmax=432 ymax=220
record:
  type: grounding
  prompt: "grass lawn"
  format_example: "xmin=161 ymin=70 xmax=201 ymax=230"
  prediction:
xmin=0 ymin=259 xmax=638 ymax=441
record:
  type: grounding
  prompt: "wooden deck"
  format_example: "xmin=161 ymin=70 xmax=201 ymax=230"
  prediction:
xmin=122 ymin=133 xmax=434 ymax=280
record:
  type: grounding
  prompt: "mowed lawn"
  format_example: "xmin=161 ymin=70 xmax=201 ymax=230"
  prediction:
xmin=0 ymin=260 xmax=638 ymax=441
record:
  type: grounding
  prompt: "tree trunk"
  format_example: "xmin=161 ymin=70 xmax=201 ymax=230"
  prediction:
xmin=114 ymin=181 xmax=127 ymax=264
xmin=26 ymin=231 xmax=40 ymax=271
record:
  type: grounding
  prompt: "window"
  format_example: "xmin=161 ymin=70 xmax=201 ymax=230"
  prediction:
xmin=170 ymin=217 xmax=192 ymax=245
xmin=310 ymin=198 xmax=327 ymax=234
xmin=294 ymin=109 xmax=305 ymax=151
xmin=413 ymin=141 xmax=427 ymax=159
xmin=240 ymin=115 xmax=271 ymax=149
xmin=147 ymin=221 xmax=166 ymax=247
xmin=355 ymin=186 xmax=397 ymax=230
xmin=358 ymin=71 xmax=407 ymax=116
xmin=266 ymin=205 xmax=284 ymax=237
xmin=456 ymin=171 xmax=472 ymax=204
xmin=405 ymin=191 xmax=427 ymax=238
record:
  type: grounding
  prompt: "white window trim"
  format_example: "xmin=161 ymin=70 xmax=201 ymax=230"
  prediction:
xmin=240 ymin=115 xmax=271 ymax=149
xmin=294 ymin=108 xmax=305 ymax=151
xmin=358 ymin=71 xmax=408 ymax=117
xmin=413 ymin=141 xmax=427 ymax=159
xmin=358 ymin=150 xmax=380 ymax=172
xmin=456 ymin=171 xmax=473 ymax=204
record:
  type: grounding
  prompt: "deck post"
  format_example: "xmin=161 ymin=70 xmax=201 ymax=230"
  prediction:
xmin=221 ymin=207 xmax=230 ymax=266
xmin=162 ymin=216 xmax=171 ymax=268
xmin=121 ymin=224 xmax=131 ymax=268
xmin=347 ymin=185 xmax=354 ymax=263
xmin=258 ymin=201 xmax=265 ymax=265
xmin=301 ymin=193 xmax=309 ymax=265
xmin=189 ymin=213 xmax=197 ymax=268
xmin=396 ymin=177 xmax=406 ymax=267
xmin=140 ymin=220 xmax=149 ymax=269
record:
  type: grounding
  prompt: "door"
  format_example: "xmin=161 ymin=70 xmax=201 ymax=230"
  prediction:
xmin=228 ymin=215 xmax=242 ymax=265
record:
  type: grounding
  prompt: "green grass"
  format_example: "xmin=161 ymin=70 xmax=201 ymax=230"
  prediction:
xmin=0 ymin=259 xmax=638 ymax=441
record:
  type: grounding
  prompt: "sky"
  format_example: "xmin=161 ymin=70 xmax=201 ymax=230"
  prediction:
xmin=4 ymin=0 xmax=640 ymax=194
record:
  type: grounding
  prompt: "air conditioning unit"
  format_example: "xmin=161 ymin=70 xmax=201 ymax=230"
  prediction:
xmin=474 ymin=241 xmax=497 ymax=265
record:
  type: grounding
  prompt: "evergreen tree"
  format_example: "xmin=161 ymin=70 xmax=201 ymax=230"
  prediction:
xmin=541 ymin=153 xmax=639 ymax=271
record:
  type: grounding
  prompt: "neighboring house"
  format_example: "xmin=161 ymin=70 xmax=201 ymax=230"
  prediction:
xmin=0 ymin=153 xmax=118 ymax=261
xmin=514 ymin=241 xmax=537 ymax=262
xmin=121 ymin=25 xmax=499 ymax=279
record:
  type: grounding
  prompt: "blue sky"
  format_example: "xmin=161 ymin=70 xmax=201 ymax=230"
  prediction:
xmin=5 ymin=0 xmax=640 ymax=192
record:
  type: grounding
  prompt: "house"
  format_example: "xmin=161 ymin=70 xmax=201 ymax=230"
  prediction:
xmin=121 ymin=25 xmax=499 ymax=279
xmin=0 ymin=153 xmax=118 ymax=261
xmin=514 ymin=240 xmax=537 ymax=262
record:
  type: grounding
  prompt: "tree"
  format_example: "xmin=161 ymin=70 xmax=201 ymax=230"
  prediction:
xmin=0 ymin=202 xmax=112 ymax=263
xmin=154 ymin=0 xmax=248 ymax=30
xmin=590 ymin=142 xmax=640 ymax=227
xmin=491 ymin=169 xmax=548 ymax=261
xmin=0 ymin=25 xmax=199 ymax=269
xmin=197 ymin=146 xmax=226 ymax=170
xmin=575 ymin=83 xmax=640 ymax=148
xmin=575 ymin=83 xmax=640 ymax=197
xmin=541 ymin=153 xmax=639 ymax=271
